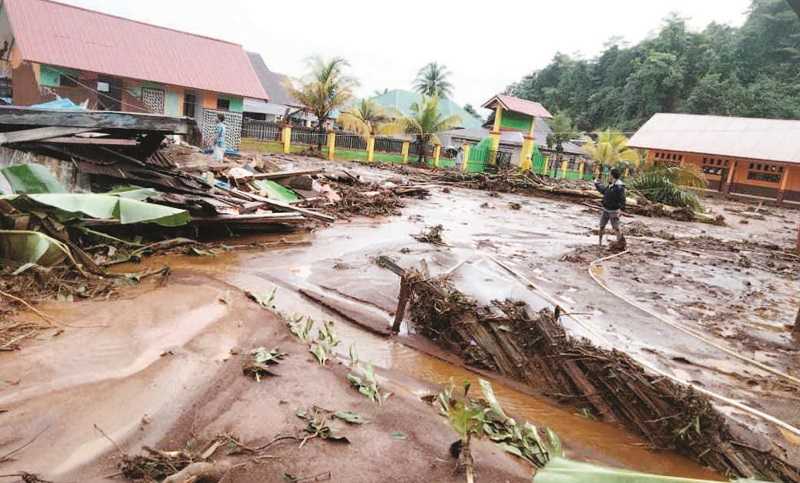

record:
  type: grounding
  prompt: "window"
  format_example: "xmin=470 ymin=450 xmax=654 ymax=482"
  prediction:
xmin=216 ymin=97 xmax=230 ymax=111
xmin=747 ymin=163 xmax=783 ymax=183
xmin=183 ymin=92 xmax=197 ymax=118
xmin=702 ymin=156 xmax=730 ymax=176
xmin=59 ymin=74 xmax=77 ymax=87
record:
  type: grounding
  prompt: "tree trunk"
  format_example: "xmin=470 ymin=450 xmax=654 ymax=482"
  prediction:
xmin=317 ymin=116 xmax=326 ymax=152
xmin=460 ymin=434 xmax=475 ymax=483
xmin=793 ymin=306 xmax=800 ymax=342
xmin=416 ymin=137 xmax=424 ymax=165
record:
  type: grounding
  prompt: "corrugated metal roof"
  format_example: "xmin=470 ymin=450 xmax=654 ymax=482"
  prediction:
xmin=246 ymin=52 xmax=300 ymax=107
xmin=5 ymin=0 xmax=267 ymax=99
xmin=629 ymin=113 xmax=800 ymax=164
xmin=482 ymin=94 xmax=553 ymax=119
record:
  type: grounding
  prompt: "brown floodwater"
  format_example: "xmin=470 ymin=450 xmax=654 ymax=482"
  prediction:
xmin=110 ymin=226 xmax=723 ymax=480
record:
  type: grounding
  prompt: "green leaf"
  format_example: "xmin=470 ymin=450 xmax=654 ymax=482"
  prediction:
xmin=479 ymin=379 xmax=508 ymax=421
xmin=0 ymin=230 xmax=69 ymax=266
xmin=1 ymin=193 xmax=190 ymax=227
xmin=334 ymin=411 xmax=367 ymax=425
xmin=310 ymin=343 xmax=328 ymax=366
xmin=533 ymin=457 xmax=768 ymax=482
xmin=1 ymin=164 xmax=65 ymax=194
xmin=251 ymin=179 xmax=300 ymax=202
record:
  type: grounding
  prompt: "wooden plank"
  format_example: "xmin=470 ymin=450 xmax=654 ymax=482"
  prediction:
xmin=0 ymin=127 xmax=93 ymax=145
xmin=0 ymin=106 xmax=194 ymax=134
xmin=215 ymin=183 xmax=335 ymax=223
xmin=41 ymin=137 xmax=138 ymax=146
xmin=251 ymin=168 xmax=323 ymax=180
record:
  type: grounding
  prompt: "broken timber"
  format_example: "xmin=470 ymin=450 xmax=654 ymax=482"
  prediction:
xmin=378 ymin=256 xmax=800 ymax=482
xmin=0 ymin=106 xmax=195 ymax=134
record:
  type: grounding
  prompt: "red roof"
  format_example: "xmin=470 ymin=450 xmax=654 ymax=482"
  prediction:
xmin=482 ymin=94 xmax=552 ymax=119
xmin=4 ymin=0 xmax=268 ymax=100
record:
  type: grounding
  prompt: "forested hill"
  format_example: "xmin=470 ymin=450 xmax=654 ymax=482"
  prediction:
xmin=507 ymin=0 xmax=800 ymax=132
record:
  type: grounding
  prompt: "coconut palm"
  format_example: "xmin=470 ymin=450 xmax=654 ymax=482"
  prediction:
xmin=287 ymin=56 xmax=358 ymax=150
xmin=583 ymin=129 xmax=642 ymax=168
xmin=630 ymin=163 xmax=707 ymax=210
xmin=387 ymin=96 xmax=461 ymax=164
xmin=338 ymin=99 xmax=392 ymax=140
xmin=546 ymin=112 xmax=579 ymax=163
xmin=413 ymin=62 xmax=454 ymax=98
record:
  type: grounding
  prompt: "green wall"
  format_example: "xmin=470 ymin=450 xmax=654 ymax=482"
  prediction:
xmin=165 ymin=90 xmax=181 ymax=116
xmin=500 ymin=111 xmax=532 ymax=131
xmin=39 ymin=65 xmax=78 ymax=87
xmin=217 ymin=95 xmax=244 ymax=112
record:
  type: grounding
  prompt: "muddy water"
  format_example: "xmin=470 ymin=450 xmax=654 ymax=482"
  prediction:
xmin=120 ymin=237 xmax=722 ymax=480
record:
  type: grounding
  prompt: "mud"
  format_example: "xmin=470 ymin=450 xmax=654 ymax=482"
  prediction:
xmin=3 ymin=155 xmax=799 ymax=481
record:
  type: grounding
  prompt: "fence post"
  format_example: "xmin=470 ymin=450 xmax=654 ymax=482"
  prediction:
xmin=579 ymin=160 xmax=585 ymax=178
xmin=282 ymin=125 xmax=292 ymax=154
xmin=433 ymin=144 xmax=441 ymax=168
xmin=543 ymin=156 xmax=550 ymax=176
xmin=367 ymin=135 xmax=375 ymax=162
xmin=327 ymin=130 xmax=336 ymax=161
xmin=561 ymin=160 xmax=568 ymax=178
xmin=462 ymin=144 xmax=471 ymax=172
xmin=401 ymin=141 xmax=410 ymax=164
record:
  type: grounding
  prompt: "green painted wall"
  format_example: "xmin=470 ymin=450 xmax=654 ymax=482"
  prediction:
xmin=500 ymin=111 xmax=532 ymax=131
xmin=165 ymin=90 xmax=181 ymax=116
xmin=39 ymin=65 xmax=81 ymax=87
xmin=39 ymin=65 xmax=61 ymax=87
xmin=217 ymin=95 xmax=244 ymax=112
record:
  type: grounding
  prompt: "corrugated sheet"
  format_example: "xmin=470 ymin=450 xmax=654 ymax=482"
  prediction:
xmin=483 ymin=94 xmax=553 ymax=119
xmin=246 ymin=52 xmax=297 ymax=107
xmin=6 ymin=0 xmax=267 ymax=99
xmin=629 ymin=113 xmax=800 ymax=164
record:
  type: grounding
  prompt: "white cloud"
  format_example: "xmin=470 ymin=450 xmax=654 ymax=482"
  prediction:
xmin=62 ymin=0 xmax=751 ymax=110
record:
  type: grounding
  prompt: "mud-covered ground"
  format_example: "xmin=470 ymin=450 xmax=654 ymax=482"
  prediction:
xmin=2 ymin=154 xmax=798 ymax=481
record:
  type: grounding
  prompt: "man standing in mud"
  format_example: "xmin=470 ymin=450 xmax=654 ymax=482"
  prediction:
xmin=594 ymin=167 xmax=626 ymax=248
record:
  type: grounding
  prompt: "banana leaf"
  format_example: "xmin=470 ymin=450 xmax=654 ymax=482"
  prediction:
xmin=104 ymin=186 xmax=159 ymax=201
xmin=0 ymin=230 xmax=69 ymax=266
xmin=0 ymin=164 xmax=66 ymax=194
xmin=1 ymin=193 xmax=190 ymax=227
xmin=533 ymin=457 xmax=770 ymax=483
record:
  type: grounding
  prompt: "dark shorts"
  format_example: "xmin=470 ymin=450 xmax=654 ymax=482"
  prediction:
xmin=600 ymin=209 xmax=620 ymax=230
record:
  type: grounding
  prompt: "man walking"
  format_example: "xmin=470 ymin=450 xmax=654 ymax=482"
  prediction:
xmin=212 ymin=113 xmax=226 ymax=162
xmin=594 ymin=167 xmax=626 ymax=248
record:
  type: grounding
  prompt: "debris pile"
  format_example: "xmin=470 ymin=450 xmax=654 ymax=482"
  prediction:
xmin=383 ymin=261 xmax=799 ymax=481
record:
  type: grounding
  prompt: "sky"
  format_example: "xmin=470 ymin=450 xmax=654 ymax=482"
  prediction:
xmin=62 ymin=0 xmax=752 ymax=113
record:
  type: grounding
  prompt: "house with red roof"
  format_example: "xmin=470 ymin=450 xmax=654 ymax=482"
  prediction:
xmin=0 ymin=0 xmax=268 ymax=148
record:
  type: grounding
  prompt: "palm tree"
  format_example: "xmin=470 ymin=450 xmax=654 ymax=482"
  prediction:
xmin=287 ymin=56 xmax=358 ymax=150
xmin=545 ymin=112 xmax=579 ymax=163
xmin=413 ymin=62 xmax=453 ymax=98
xmin=338 ymin=99 xmax=391 ymax=140
xmin=387 ymin=96 xmax=461 ymax=164
xmin=583 ymin=129 xmax=642 ymax=168
xmin=629 ymin=163 xmax=707 ymax=210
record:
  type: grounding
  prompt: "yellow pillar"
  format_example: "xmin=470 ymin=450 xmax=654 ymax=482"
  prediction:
xmin=401 ymin=141 xmax=410 ymax=164
xmin=520 ymin=135 xmax=534 ymax=171
xmin=543 ymin=156 xmax=550 ymax=176
xmin=579 ymin=160 xmax=585 ymax=178
xmin=433 ymin=144 xmax=441 ymax=168
xmin=561 ymin=160 xmax=568 ymax=178
xmin=489 ymin=105 xmax=503 ymax=166
xmin=462 ymin=144 xmax=471 ymax=172
xmin=282 ymin=125 xmax=292 ymax=154
xmin=366 ymin=135 xmax=375 ymax=162
xmin=327 ymin=131 xmax=336 ymax=161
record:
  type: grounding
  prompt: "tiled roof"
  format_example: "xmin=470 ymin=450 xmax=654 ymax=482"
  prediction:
xmin=482 ymin=94 xmax=552 ymax=119
xmin=5 ymin=0 xmax=267 ymax=99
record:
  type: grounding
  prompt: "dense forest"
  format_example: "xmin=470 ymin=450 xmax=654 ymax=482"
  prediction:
xmin=507 ymin=0 xmax=800 ymax=132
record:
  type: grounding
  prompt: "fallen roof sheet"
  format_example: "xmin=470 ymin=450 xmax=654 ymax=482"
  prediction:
xmin=628 ymin=113 xmax=800 ymax=164
xmin=5 ymin=0 xmax=268 ymax=100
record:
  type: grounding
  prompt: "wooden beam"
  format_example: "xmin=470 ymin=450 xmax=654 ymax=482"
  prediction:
xmin=0 ymin=127 xmax=93 ymax=145
xmin=41 ymin=137 xmax=138 ymax=146
xmin=0 ymin=106 xmax=194 ymax=134
xmin=214 ymin=183 xmax=335 ymax=223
